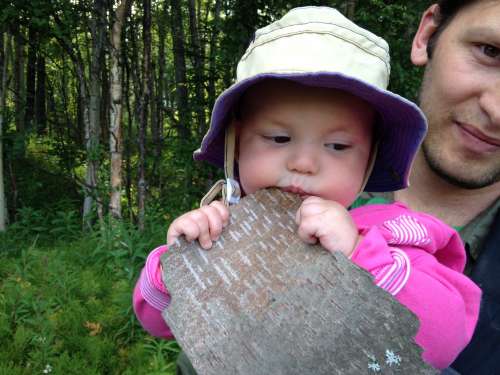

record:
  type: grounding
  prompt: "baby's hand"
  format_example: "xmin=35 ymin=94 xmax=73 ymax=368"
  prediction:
xmin=295 ymin=196 xmax=360 ymax=257
xmin=166 ymin=201 xmax=229 ymax=250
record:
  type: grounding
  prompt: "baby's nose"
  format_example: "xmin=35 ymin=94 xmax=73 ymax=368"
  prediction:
xmin=286 ymin=148 xmax=320 ymax=175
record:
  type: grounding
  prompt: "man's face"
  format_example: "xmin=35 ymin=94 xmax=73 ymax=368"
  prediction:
xmin=416 ymin=0 xmax=500 ymax=189
xmin=236 ymin=81 xmax=374 ymax=207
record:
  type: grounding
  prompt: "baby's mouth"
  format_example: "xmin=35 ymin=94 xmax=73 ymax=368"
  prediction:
xmin=280 ymin=186 xmax=311 ymax=199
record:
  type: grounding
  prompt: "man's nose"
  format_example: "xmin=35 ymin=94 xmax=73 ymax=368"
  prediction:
xmin=479 ymin=78 xmax=500 ymax=127
xmin=286 ymin=145 xmax=320 ymax=175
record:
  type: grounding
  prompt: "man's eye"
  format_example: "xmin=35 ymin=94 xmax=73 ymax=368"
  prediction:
xmin=266 ymin=136 xmax=290 ymax=143
xmin=480 ymin=44 xmax=500 ymax=59
xmin=325 ymin=143 xmax=350 ymax=151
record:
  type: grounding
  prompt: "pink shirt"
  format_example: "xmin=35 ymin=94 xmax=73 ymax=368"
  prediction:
xmin=133 ymin=202 xmax=481 ymax=369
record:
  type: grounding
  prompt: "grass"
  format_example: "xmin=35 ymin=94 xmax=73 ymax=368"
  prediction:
xmin=0 ymin=213 xmax=181 ymax=374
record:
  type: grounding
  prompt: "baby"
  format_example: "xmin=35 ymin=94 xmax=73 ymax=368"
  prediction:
xmin=134 ymin=6 xmax=480 ymax=370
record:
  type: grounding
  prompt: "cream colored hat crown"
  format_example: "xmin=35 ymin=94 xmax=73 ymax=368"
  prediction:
xmin=238 ymin=6 xmax=390 ymax=89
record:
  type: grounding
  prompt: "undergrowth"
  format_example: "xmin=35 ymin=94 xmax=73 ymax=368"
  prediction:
xmin=0 ymin=209 xmax=181 ymax=374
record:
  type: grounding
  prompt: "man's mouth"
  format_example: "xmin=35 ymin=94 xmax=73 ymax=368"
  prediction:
xmin=455 ymin=122 xmax=500 ymax=153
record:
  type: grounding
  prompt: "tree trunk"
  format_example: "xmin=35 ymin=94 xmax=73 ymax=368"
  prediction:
xmin=25 ymin=26 xmax=36 ymax=130
xmin=76 ymin=80 xmax=85 ymax=144
xmin=100 ymin=55 xmax=110 ymax=145
xmin=137 ymin=0 xmax=152 ymax=231
xmin=124 ymin=55 xmax=134 ymax=223
xmin=35 ymin=53 xmax=47 ymax=134
xmin=46 ymin=80 xmax=57 ymax=138
xmin=344 ymin=0 xmax=357 ymax=20
xmin=187 ymin=0 xmax=206 ymax=136
xmin=13 ymin=23 xmax=25 ymax=139
xmin=60 ymin=55 xmax=73 ymax=141
xmin=79 ymin=67 xmax=95 ymax=228
xmin=0 ymin=32 xmax=9 ymax=231
xmin=87 ymin=0 xmax=107 ymax=226
xmin=169 ymin=0 xmax=190 ymax=138
xmin=207 ymin=0 xmax=222 ymax=111
xmin=151 ymin=0 xmax=169 ymax=186
xmin=109 ymin=0 xmax=132 ymax=219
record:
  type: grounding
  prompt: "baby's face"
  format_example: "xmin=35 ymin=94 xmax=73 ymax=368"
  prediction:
xmin=236 ymin=81 xmax=374 ymax=207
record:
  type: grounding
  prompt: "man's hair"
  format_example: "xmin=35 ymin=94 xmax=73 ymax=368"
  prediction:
xmin=427 ymin=0 xmax=479 ymax=58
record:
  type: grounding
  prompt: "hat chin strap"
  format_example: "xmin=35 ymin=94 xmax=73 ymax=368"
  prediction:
xmin=200 ymin=123 xmax=241 ymax=207
xmin=200 ymin=125 xmax=377 ymax=207
xmin=358 ymin=141 xmax=378 ymax=195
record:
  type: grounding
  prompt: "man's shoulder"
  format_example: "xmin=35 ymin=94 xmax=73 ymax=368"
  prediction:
xmin=461 ymin=198 xmax=500 ymax=261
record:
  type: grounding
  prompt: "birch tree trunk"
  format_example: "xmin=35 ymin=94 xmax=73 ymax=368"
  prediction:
xmin=86 ymin=0 xmax=107 ymax=226
xmin=109 ymin=0 xmax=131 ymax=219
xmin=0 ymin=32 xmax=11 ymax=232
xmin=79 ymin=64 xmax=95 ymax=228
xmin=137 ymin=0 xmax=152 ymax=230
xmin=187 ymin=0 xmax=206 ymax=136
xmin=124 ymin=50 xmax=134 ymax=222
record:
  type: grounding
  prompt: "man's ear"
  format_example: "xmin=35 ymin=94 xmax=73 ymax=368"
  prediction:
xmin=411 ymin=4 xmax=440 ymax=66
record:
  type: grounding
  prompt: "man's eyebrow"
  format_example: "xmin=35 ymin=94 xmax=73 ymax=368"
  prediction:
xmin=466 ymin=27 xmax=500 ymax=43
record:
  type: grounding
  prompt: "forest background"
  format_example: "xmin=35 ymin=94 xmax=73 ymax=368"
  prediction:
xmin=0 ymin=0 xmax=429 ymax=373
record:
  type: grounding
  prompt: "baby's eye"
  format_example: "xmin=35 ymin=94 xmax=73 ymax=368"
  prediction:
xmin=265 ymin=136 xmax=290 ymax=144
xmin=325 ymin=143 xmax=350 ymax=151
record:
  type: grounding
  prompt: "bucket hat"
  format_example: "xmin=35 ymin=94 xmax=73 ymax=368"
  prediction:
xmin=194 ymin=6 xmax=427 ymax=204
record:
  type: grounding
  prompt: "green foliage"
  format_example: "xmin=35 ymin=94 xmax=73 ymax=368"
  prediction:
xmin=352 ymin=0 xmax=429 ymax=101
xmin=2 ymin=203 xmax=80 ymax=249
xmin=0 ymin=217 xmax=180 ymax=374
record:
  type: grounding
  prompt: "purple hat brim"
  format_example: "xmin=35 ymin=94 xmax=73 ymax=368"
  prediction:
xmin=194 ymin=72 xmax=427 ymax=192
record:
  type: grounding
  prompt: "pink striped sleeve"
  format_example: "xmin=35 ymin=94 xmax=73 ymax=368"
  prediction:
xmin=351 ymin=226 xmax=410 ymax=296
xmin=141 ymin=246 xmax=170 ymax=310
xmin=372 ymin=247 xmax=411 ymax=295
xmin=132 ymin=245 xmax=175 ymax=339
xmin=383 ymin=214 xmax=431 ymax=247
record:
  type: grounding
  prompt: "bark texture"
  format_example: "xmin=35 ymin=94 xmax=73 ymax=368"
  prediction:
xmin=169 ymin=0 xmax=190 ymax=138
xmin=137 ymin=0 xmax=152 ymax=230
xmin=0 ymin=32 xmax=8 ymax=231
xmin=109 ymin=0 xmax=131 ymax=219
xmin=162 ymin=189 xmax=437 ymax=375
xmin=187 ymin=0 xmax=205 ymax=136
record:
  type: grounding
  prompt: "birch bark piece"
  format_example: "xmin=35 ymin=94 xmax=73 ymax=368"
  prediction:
xmin=161 ymin=188 xmax=438 ymax=375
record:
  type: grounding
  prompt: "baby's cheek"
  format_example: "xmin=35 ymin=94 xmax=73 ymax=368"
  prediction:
xmin=238 ymin=163 xmax=271 ymax=195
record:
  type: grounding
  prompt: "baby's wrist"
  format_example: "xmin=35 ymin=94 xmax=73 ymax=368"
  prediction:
xmin=347 ymin=234 xmax=363 ymax=259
